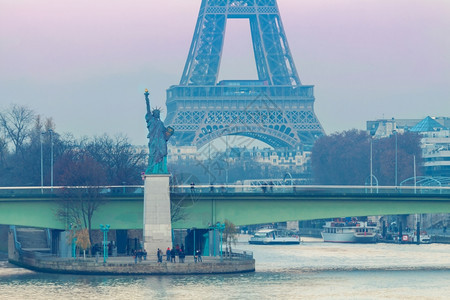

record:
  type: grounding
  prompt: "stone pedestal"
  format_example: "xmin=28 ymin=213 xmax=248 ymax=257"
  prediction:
xmin=143 ymin=174 xmax=172 ymax=256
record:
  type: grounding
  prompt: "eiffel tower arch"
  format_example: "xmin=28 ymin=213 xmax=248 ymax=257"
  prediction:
xmin=165 ymin=0 xmax=324 ymax=149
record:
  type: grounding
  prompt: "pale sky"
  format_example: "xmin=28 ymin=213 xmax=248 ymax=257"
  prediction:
xmin=1 ymin=0 xmax=449 ymax=146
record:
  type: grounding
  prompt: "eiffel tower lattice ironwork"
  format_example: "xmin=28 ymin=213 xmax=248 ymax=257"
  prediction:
xmin=165 ymin=0 xmax=324 ymax=149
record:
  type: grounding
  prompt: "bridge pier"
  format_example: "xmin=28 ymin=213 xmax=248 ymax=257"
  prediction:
xmin=143 ymin=174 xmax=172 ymax=256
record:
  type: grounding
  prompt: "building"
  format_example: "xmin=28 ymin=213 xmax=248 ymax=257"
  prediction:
xmin=410 ymin=117 xmax=450 ymax=177
xmin=367 ymin=116 xmax=450 ymax=177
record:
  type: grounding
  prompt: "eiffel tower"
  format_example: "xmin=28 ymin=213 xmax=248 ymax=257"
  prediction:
xmin=165 ymin=0 xmax=324 ymax=149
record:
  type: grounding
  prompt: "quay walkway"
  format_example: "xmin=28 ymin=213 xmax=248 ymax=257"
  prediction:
xmin=8 ymin=250 xmax=255 ymax=276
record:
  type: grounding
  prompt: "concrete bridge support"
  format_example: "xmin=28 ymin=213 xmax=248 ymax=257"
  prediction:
xmin=143 ymin=174 xmax=172 ymax=256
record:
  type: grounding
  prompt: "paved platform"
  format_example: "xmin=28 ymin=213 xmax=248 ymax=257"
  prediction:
xmin=9 ymin=252 xmax=255 ymax=275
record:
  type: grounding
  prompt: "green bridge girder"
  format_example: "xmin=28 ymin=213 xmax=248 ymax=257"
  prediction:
xmin=1 ymin=192 xmax=450 ymax=230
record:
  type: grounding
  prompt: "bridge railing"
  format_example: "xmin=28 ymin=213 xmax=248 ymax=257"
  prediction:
xmin=171 ymin=184 xmax=450 ymax=195
xmin=1 ymin=184 xmax=449 ymax=196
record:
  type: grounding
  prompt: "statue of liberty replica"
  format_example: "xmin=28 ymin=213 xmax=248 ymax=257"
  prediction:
xmin=142 ymin=89 xmax=174 ymax=255
xmin=144 ymin=88 xmax=174 ymax=174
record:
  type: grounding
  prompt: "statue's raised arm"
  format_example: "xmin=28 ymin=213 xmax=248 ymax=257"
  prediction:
xmin=144 ymin=89 xmax=174 ymax=174
xmin=144 ymin=89 xmax=151 ymax=117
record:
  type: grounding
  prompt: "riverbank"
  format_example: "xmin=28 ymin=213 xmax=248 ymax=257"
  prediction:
xmin=8 ymin=250 xmax=255 ymax=276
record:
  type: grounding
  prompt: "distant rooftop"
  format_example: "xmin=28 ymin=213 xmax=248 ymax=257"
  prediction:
xmin=410 ymin=116 xmax=447 ymax=132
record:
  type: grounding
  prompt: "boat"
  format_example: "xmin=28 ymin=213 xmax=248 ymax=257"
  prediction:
xmin=249 ymin=228 xmax=300 ymax=245
xmin=321 ymin=219 xmax=378 ymax=243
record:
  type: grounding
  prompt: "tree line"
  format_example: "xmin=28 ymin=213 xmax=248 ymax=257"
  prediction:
xmin=1 ymin=104 xmax=424 ymax=188
xmin=311 ymin=129 xmax=423 ymax=186
xmin=0 ymin=104 xmax=147 ymax=187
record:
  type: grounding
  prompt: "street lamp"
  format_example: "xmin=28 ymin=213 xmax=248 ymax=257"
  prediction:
xmin=216 ymin=222 xmax=225 ymax=260
xmin=48 ymin=129 xmax=54 ymax=192
xmin=370 ymin=137 xmax=373 ymax=188
xmin=393 ymin=130 xmax=398 ymax=187
xmin=100 ymin=224 xmax=110 ymax=263
xmin=40 ymin=132 xmax=44 ymax=194
xmin=40 ymin=129 xmax=54 ymax=193
xmin=225 ymin=132 xmax=229 ymax=186
xmin=413 ymin=155 xmax=417 ymax=194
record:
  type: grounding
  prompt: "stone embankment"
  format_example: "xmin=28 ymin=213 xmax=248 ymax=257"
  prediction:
xmin=9 ymin=250 xmax=255 ymax=275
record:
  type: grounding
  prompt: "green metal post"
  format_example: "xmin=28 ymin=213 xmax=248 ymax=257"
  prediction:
xmin=217 ymin=223 xmax=225 ymax=260
xmin=416 ymin=221 xmax=421 ymax=245
xmin=100 ymin=224 xmax=110 ymax=263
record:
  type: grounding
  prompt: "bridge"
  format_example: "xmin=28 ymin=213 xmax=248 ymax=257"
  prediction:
xmin=1 ymin=185 xmax=449 ymax=230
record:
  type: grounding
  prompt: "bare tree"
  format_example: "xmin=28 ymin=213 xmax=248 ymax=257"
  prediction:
xmin=85 ymin=134 xmax=147 ymax=185
xmin=55 ymin=150 xmax=107 ymax=254
xmin=224 ymin=219 xmax=238 ymax=256
xmin=0 ymin=104 xmax=35 ymax=155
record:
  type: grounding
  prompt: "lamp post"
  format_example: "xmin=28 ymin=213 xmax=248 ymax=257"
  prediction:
xmin=393 ymin=130 xmax=398 ymax=187
xmin=208 ymin=131 xmax=212 ymax=185
xmin=48 ymin=129 xmax=54 ymax=192
xmin=100 ymin=224 xmax=110 ymax=263
xmin=216 ymin=222 xmax=225 ymax=260
xmin=370 ymin=137 xmax=373 ymax=188
xmin=413 ymin=155 xmax=417 ymax=194
xmin=225 ymin=133 xmax=229 ymax=186
xmin=40 ymin=132 xmax=44 ymax=194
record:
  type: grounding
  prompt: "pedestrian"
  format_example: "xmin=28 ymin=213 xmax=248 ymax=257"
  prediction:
xmin=190 ymin=182 xmax=195 ymax=193
xmin=180 ymin=244 xmax=185 ymax=253
xmin=171 ymin=248 xmax=176 ymax=263
xmin=158 ymin=249 xmax=163 ymax=263
xmin=132 ymin=249 xmax=137 ymax=264
xmin=166 ymin=247 xmax=171 ymax=261
xmin=143 ymin=249 xmax=147 ymax=260
xmin=179 ymin=250 xmax=185 ymax=263
xmin=261 ymin=183 xmax=267 ymax=193
xmin=196 ymin=249 xmax=202 ymax=262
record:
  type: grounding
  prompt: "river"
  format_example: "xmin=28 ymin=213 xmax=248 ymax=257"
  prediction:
xmin=1 ymin=237 xmax=449 ymax=299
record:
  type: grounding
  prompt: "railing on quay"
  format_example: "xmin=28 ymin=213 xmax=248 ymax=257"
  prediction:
xmin=0 ymin=184 xmax=450 ymax=197
xmin=221 ymin=248 xmax=253 ymax=260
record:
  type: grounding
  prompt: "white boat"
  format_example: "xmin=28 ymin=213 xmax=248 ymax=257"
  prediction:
xmin=321 ymin=220 xmax=378 ymax=243
xmin=249 ymin=228 xmax=300 ymax=245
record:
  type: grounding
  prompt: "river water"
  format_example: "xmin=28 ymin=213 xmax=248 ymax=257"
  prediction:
xmin=1 ymin=237 xmax=449 ymax=300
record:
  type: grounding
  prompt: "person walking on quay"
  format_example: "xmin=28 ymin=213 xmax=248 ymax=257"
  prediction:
xmin=157 ymin=248 xmax=163 ymax=263
xmin=171 ymin=248 xmax=176 ymax=263
xmin=166 ymin=247 xmax=171 ymax=261
xmin=132 ymin=249 xmax=137 ymax=264
xmin=179 ymin=250 xmax=185 ymax=263
xmin=195 ymin=249 xmax=202 ymax=262
xmin=137 ymin=249 xmax=143 ymax=262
